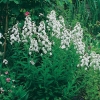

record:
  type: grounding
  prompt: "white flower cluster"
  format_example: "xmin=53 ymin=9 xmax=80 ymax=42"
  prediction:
xmin=78 ymin=51 xmax=100 ymax=70
xmin=29 ymin=38 xmax=39 ymax=55
xmin=21 ymin=16 xmax=35 ymax=43
xmin=78 ymin=53 xmax=90 ymax=67
xmin=8 ymin=15 xmax=52 ymax=55
xmin=22 ymin=16 xmax=52 ymax=55
xmin=71 ymin=22 xmax=85 ymax=55
xmin=60 ymin=28 xmax=71 ymax=49
xmin=6 ymin=10 xmax=100 ymax=69
xmin=48 ymin=11 xmax=100 ymax=70
xmin=47 ymin=12 xmax=62 ymax=38
xmin=47 ymin=10 xmax=71 ymax=49
xmin=71 ymin=23 xmax=100 ymax=70
xmin=37 ymin=21 xmax=52 ymax=54
xmin=9 ymin=23 xmax=20 ymax=45
xmin=90 ymin=51 xmax=100 ymax=70
xmin=20 ymin=15 xmax=39 ymax=55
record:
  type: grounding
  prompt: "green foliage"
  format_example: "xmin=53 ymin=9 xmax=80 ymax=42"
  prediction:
xmin=5 ymin=35 xmax=82 ymax=99
xmin=1 ymin=0 xmax=100 ymax=36
xmin=0 ymin=0 xmax=20 ymax=4
xmin=0 ymin=64 xmax=28 ymax=100
xmin=1 ymin=0 xmax=100 ymax=99
xmin=83 ymin=28 xmax=100 ymax=54
xmin=21 ymin=43 xmax=81 ymax=100
xmin=76 ymin=67 xmax=100 ymax=100
xmin=0 ymin=0 xmax=72 ymax=33
xmin=84 ymin=68 xmax=100 ymax=100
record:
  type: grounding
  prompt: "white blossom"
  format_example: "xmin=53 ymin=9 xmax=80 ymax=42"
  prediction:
xmin=6 ymin=10 xmax=100 ymax=70
xmin=0 ymin=33 xmax=3 ymax=38
xmin=3 ymin=59 xmax=8 ymax=65
xmin=0 ymin=87 xmax=4 ymax=93
xmin=30 ymin=60 xmax=35 ymax=65
xmin=80 ymin=53 xmax=90 ymax=67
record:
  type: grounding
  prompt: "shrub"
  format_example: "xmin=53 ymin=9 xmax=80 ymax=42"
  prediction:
xmin=1 ymin=10 xmax=100 ymax=100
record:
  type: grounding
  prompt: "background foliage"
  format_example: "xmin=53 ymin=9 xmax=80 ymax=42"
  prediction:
xmin=1 ymin=0 xmax=100 ymax=100
xmin=1 ymin=0 xmax=100 ymax=36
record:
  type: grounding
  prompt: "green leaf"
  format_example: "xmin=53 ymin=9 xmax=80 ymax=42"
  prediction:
xmin=0 ymin=0 xmax=7 ymax=3
xmin=11 ymin=7 xmax=20 ymax=15
xmin=64 ymin=0 xmax=72 ymax=4
xmin=96 ymin=33 xmax=100 ymax=38
xmin=45 ymin=0 xmax=51 ymax=4
xmin=58 ymin=1 xmax=64 ymax=7
xmin=68 ymin=0 xmax=72 ymax=3
xmin=0 ymin=0 xmax=3 ymax=3
xmin=13 ymin=0 xmax=19 ymax=4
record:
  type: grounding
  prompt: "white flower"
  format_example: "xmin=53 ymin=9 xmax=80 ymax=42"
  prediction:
xmin=89 ymin=51 xmax=100 ymax=69
xmin=85 ymin=67 xmax=88 ymax=70
xmin=80 ymin=53 xmax=90 ymax=67
xmin=60 ymin=45 xmax=66 ymax=49
xmin=29 ymin=52 xmax=32 ymax=55
xmin=12 ymin=85 xmax=15 ymax=88
xmin=3 ymin=59 xmax=8 ymax=65
xmin=29 ymin=38 xmax=39 ymax=54
xmin=30 ymin=60 xmax=35 ymax=65
xmin=71 ymin=23 xmax=85 ymax=55
xmin=39 ymin=13 xmax=44 ymax=16
xmin=0 ymin=33 xmax=3 ymax=38
xmin=42 ymin=47 xmax=47 ymax=54
xmin=50 ymin=52 xmax=52 ymax=55
xmin=42 ymin=41 xmax=45 ymax=45
xmin=0 ymin=87 xmax=4 ymax=93
xmin=9 ymin=10 xmax=100 ymax=70
xmin=0 ymin=41 xmax=2 ymax=45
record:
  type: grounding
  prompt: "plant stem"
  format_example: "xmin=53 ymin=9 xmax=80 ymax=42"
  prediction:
xmin=3 ymin=3 xmax=8 ymax=59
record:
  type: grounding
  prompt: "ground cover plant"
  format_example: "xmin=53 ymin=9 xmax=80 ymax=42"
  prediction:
xmin=1 ymin=0 xmax=100 ymax=100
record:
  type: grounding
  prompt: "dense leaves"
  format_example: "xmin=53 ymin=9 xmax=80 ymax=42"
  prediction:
xmin=1 ymin=0 xmax=100 ymax=100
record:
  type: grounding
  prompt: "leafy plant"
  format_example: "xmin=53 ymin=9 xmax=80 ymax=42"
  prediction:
xmin=21 ymin=42 xmax=82 ymax=100
xmin=1 ymin=1 xmax=100 ymax=99
xmin=0 ymin=63 xmax=28 ymax=100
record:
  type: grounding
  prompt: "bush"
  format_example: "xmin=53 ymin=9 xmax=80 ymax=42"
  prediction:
xmin=24 ymin=43 xmax=80 ymax=100
xmin=1 ymin=9 xmax=100 ymax=100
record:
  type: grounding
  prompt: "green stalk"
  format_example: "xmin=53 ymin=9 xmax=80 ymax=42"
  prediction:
xmin=3 ymin=2 xmax=8 ymax=59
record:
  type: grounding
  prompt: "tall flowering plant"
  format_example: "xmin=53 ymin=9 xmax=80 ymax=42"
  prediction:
xmin=0 ymin=10 xmax=100 ymax=99
xmin=4 ymin=10 xmax=100 ymax=70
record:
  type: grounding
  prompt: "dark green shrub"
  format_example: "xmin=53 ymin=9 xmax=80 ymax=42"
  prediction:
xmin=18 ymin=43 xmax=82 ymax=100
